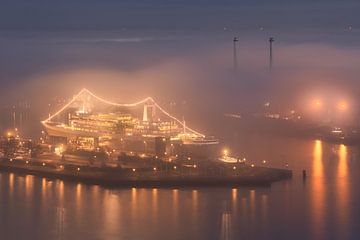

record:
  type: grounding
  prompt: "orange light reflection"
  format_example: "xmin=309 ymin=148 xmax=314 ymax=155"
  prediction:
xmin=311 ymin=140 xmax=325 ymax=240
xmin=337 ymin=144 xmax=349 ymax=238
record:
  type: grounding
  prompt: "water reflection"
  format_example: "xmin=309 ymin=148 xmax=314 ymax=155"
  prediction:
xmin=192 ymin=190 xmax=199 ymax=225
xmin=76 ymin=184 xmax=82 ymax=204
xmin=172 ymin=189 xmax=179 ymax=225
xmin=76 ymin=183 xmax=82 ymax=222
xmin=337 ymin=144 xmax=348 ymax=178
xmin=91 ymin=185 xmax=100 ymax=207
xmin=131 ymin=188 xmax=137 ymax=221
xmin=261 ymin=194 xmax=268 ymax=223
xmin=231 ymin=188 xmax=237 ymax=213
xmin=103 ymin=189 xmax=120 ymax=237
xmin=9 ymin=173 xmax=14 ymax=197
xmin=56 ymin=207 xmax=65 ymax=240
xmin=59 ymin=181 xmax=64 ymax=206
xmin=311 ymin=140 xmax=325 ymax=239
xmin=337 ymin=144 xmax=349 ymax=238
xmin=241 ymin=197 xmax=248 ymax=220
xmin=151 ymin=188 xmax=158 ymax=224
xmin=25 ymin=175 xmax=34 ymax=199
xmin=192 ymin=190 xmax=198 ymax=211
xmin=220 ymin=211 xmax=232 ymax=240
xmin=41 ymin=178 xmax=47 ymax=197
xmin=249 ymin=190 xmax=256 ymax=223
xmin=313 ymin=140 xmax=323 ymax=178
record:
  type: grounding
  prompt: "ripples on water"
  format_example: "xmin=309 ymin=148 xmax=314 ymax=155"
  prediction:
xmin=1 ymin=138 xmax=360 ymax=240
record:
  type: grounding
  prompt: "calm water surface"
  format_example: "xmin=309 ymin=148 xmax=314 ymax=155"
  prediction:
xmin=1 ymin=135 xmax=360 ymax=240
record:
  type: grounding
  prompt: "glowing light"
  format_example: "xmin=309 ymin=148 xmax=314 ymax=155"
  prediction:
xmin=314 ymin=99 xmax=322 ymax=107
xmin=42 ymin=163 xmax=46 ymax=166
xmin=332 ymin=127 xmax=342 ymax=134
xmin=132 ymin=168 xmax=136 ymax=172
xmin=311 ymin=99 xmax=323 ymax=112
xmin=26 ymin=160 xmax=29 ymax=164
xmin=193 ymin=164 xmax=197 ymax=168
xmin=223 ymin=148 xmax=229 ymax=157
xmin=77 ymin=167 xmax=80 ymax=171
xmin=251 ymin=164 xmax=254 ymax=167
xmin=338 ymin=101 xmax=348 ymax=111
xmin=173 ymin=166 xmax=177 ymax=170
xmin=232 ymin=166 xmax=236 ymax=170
xmin=153 ymin=167 xmax=157 ymax=171
xmin=54 ymin=145 xmax=64 ymax=156
xmin=262 ymin=160 xmax=267 ymax=164
xmin=42 ymin=88 xmax=205 ymax=138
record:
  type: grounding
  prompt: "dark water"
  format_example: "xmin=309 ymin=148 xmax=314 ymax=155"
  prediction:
xmin=1 ymin=136 xmax=360 ymax=240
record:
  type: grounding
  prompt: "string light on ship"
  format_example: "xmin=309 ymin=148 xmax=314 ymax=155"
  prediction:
xmin=43 ymin=88 xmax=205 ymax=138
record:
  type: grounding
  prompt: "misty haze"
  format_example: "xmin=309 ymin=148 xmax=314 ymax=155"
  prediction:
xmin=0 ymin=1 xmax=360 ymax=240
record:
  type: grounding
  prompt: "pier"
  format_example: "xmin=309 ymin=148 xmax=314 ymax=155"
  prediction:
xmin=0 ymin=157 xmax=292 ymax=188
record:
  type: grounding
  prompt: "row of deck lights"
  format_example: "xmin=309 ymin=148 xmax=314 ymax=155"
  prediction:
xmin=6 ymin=158 xmax=86 ymax=172
xmin=38 ymin=162 xmax=81 ymax=171
xmin=131 ymin=162 xmax=262 ymax=173
xmin=132 ymin=164 xmax=194 ymax=173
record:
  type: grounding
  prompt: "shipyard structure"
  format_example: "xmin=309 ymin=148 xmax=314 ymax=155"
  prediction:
xmin=41 ymin=89 xmax=218 ymax=161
